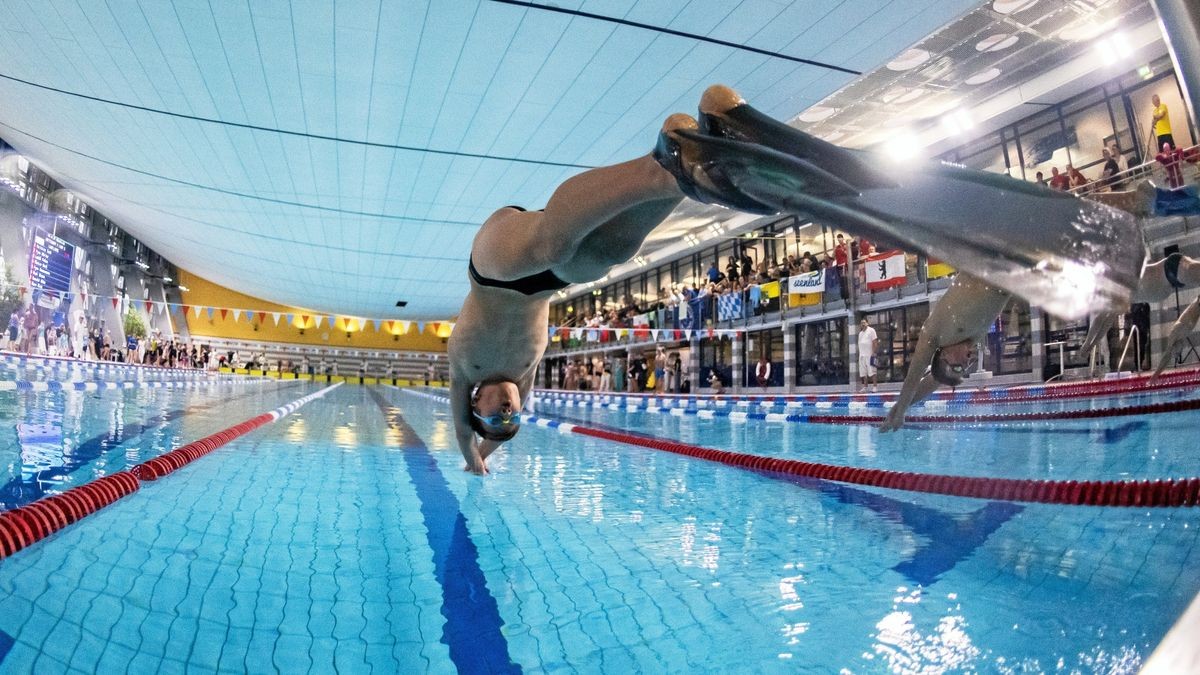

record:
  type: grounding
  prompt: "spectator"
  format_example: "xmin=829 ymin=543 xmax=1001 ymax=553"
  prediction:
xmin=740 ymin=250 xmax=754 ymax=281
xmin=834 ymin=234 xmax=848 ymax=267
xmin=1157 ymin=142 xmax=1186 ymax=189
xmin=21 ymin=305 xmax=39 ymax=354
xmin=857 ymin=318 xmax=879 ymax=393
xmin=5 ymin=311 xmax=17 ymax=350
xmin=708 ymin=369 xmax=724 ymax=394
xmin=1048 ymin=167 xmax=1069 ymax=190
xmin=725 ymin=256 xmax=739 ymax=282
xmin=654 ymin=345 xmax=667 ymax=393
xmin=1100 ymin=148 xmax=1124 ymax=190
xmin=1152 ymin=94 xmax=1175 ymax=151
xmin=1067 ymin=165 xmax=1087 ymax=189
xmin=755 ymin=354 xmax=771 ymax=388
xmin=425 ymin=362 xmax=435 ymax=385
xmin=1035 ymin=171 xmax=1045 ymax=186
xmin=706 ymin=261 xmax=721 ymax=284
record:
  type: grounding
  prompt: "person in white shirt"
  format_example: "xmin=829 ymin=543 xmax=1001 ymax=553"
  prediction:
xmin=857 ymin=318 xmax=879 ymax=393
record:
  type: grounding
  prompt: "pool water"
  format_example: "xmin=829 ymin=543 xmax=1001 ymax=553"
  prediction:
xmin=1 ymin=382 xmax=1198 ymax=673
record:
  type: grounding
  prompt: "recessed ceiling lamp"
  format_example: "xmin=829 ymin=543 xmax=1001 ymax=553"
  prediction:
xmin=822 ymin=131 xmax=846 ymax=143
xmin=992 ymin=0 xmax=1037 ymax=14
xmin=886 ymin=48 xmax=931 ymax=71
xmin=1094 ymin=31 xmax=1133 ymax=65
xmin=798 ymin=106 xmax=837 ymax=123
xmin=965 ymin=67 xmax=1002 ymax=85
xmin=881 ymin=132 xmax=922 ymax=162
xmin=975 ymin=33 xmax=1019 ymax=52
xmin=940 ymin=109 xmax=975 ymax=135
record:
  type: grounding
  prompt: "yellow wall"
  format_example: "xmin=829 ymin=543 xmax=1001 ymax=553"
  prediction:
xmin=178 ymin=270 xmax=449 ymax=352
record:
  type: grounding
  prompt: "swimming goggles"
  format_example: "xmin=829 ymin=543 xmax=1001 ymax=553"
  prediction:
xmin=473 ymin=411 xmax=522 ymax=427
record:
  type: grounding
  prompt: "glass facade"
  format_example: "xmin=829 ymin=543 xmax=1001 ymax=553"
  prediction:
xmin=794 ymin=317 xmax=849 ymax=386
xmin=744 ymin=327 xmax=784 ymax=387
xmin=861 ymin=304 xmax=930 ymax=385
xmin=699 ymin=336 xmax=733 ymax=390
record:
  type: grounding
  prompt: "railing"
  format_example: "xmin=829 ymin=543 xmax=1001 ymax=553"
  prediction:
xmin=548 ymin=257 xmax=951 ymax=355
xmin=1117 ymin=324 xmax=1142 ymax=373
xmin=1070 ymin=143 xmax=1200 ymax=198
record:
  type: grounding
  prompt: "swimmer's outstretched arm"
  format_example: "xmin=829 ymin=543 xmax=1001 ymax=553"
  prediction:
xmin=1152 ymin=297 xmax=1200 ymax=381
xmin=880 ymin=328 xmax=939 ymax=432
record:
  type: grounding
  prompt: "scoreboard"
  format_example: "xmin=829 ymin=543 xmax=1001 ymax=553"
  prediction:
xmin=28 ymin=230 xmax=74 ymax=295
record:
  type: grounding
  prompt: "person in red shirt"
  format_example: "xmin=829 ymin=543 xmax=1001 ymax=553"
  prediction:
xmin=833 ymin=233 xmax=848 ymax=267
xmin=1157 ymin=142 xmax=1185 ymax=188
xmin=1047 ymin=166 xmax=1069 ymax=190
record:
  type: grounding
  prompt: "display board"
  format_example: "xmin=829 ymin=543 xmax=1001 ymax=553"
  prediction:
xmin=28 ymin=230 xmax=74 ymax=295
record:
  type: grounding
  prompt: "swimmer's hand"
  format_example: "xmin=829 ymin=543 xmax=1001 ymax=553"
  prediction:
xmin=463 ymin=440 xmax=489 ymax=475
xmin=463 ymin=457 xmax=489 ymax=475
xmin=879 ymin=405 xmax=906 ymax=432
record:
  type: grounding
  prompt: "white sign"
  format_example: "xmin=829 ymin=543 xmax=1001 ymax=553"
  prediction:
xmin=787 ymin=270 xmax=825 ymax=295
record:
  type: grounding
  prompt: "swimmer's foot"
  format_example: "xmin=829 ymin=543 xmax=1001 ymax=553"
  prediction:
xmin=697 ymin=84 xmax=892 ymax=191
xmin=653 ymin=113 xmax=777 ymax=214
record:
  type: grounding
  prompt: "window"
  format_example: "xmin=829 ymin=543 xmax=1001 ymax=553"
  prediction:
xmin=699 ymin=336 xmax=733 ymax=389
xmin=861 ymin=303 xmax=930 ymax=384
xmin=795 ymin=317 xmax=849 ymax=386
xmin=981 ymin=297 xmax=1033 ymax=376
xmin=744 ymin=327 xmax=784 ymax=387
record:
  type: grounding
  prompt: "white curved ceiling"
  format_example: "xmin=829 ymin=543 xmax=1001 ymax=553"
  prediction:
xmin=0 ymin=0 xmax=979 ymax=319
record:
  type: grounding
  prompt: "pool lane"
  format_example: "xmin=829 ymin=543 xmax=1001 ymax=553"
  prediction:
xmin=0 ymin=381 xmax=309 ymax=511
xmin=368 ymin=389 xmax=519 ymax=674
xmin=0 ymin=386 xmax=456 ymax=673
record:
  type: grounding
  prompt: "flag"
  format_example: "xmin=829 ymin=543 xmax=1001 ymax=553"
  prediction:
xmin=193 ymin=305 xmax=203 ymax=317
xmin=232 ymin=309 xmax=241 ymax=322
xmin=761 ymin=280 xmax=781 ymax=298
xmin=717 ymin=293 xmax=743 ymax=321
xmin=314 ymin=316 xmax=323 ymax=328
xmin=788 ymin=270 xmax=824 ymax=306
xmin=272 ymin=312 xmax=281 ymax=325
xmin=327 ymin=315 xmax=335 ymax=329
xmin=258 ymin=311 xmax=267 ymax=324
xmin=417 ymin=321 xmax=425 ymax=334
xmin=372 ymin=319 xmax=381 ymax=332
xmin=927 ymin=258 xmax=955 ymax=279
xmin=207 ymin=307 xmax=215 ymax=319
xmin=286 ymin=313 xmax=294 ymax=326
xmin=111 ymin=297 xmax=119 ymax=309
xmin=399 ymin=320 xmax=411 ymax=334
xmin=181 ymin=304 xmax=190 ymax=316
xmin=219 ymin=308 xmax=227 ymax=320
xmin=865 ymin=250 xmax=907 ymax=291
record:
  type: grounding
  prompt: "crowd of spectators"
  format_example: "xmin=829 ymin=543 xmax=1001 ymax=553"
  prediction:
xmin=555 ymin=346 xmax=690 ymax=394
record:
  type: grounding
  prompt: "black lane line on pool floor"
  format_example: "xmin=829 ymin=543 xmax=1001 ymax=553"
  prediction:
xmin=367 ymin=389 xmax=521 ymax=674
xmin=0 ymin=386 xmax=276 ymax=510
xmin=547 ymin=408 xmax=1024 ymax=586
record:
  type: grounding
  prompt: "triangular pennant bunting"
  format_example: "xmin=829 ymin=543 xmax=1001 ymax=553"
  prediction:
xmin=372 ymin=319 xmax=381 ymax=332
xmin=219 ymin=308 xmax=228 ymax=320
xmin=417 ymin=322 xmax=425 ymax=334
xmin=112 ymin=297 xmax=119 ymax=309
xmin=271 ymin=312 xmax=281 ymax=326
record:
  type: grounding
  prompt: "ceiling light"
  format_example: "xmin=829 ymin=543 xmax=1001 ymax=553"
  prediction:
xmin=162 ymin=276 xmax=172 ymax=283
xmin=992 ymin=0 xmax=1036 ymax=14
xmin=965 ymin=67 xmax=1002 ymax=85
xmin=178 ymin=285 xmax=189 ymax=292
xmin=975 ymin=34 xmax=1018 ymax=52
xmin=1058 ymin=18 xmax=1115 ymax=42
xmin=886 ymin=49 xmax=930 ymax=72
xmin=1137 ymin=64 xmax=1154 ymax=80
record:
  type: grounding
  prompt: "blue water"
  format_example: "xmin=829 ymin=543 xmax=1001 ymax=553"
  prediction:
xmin=0 ymin=383 xmax=1197 ymax=672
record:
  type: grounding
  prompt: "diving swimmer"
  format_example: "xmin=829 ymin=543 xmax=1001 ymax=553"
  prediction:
xmin=879 ymin=274 xmax=1011 ymax=431
xmin=449 ymin=87 xmax=804 ymax=474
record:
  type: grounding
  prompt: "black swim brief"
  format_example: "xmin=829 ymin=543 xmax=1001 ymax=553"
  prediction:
xmin=469 ymin=257 xmax=569 ymax=296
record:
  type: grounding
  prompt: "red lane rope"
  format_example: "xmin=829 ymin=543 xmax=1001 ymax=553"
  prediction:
xmin=808 ymin=395 xmax=1200 ymax=425
xmin=558 ymin=422 xmax=1200 ymax=508
xmin=1 ymin=413 xmax=275 ymax=561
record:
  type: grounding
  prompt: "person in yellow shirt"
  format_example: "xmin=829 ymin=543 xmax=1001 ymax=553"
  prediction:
xmin=1152 ymin=94 xmax=1175 ymax=150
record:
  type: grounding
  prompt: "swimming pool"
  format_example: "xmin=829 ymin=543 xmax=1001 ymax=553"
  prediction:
xmin=1 ymin=376 xmax=1197 ymax=672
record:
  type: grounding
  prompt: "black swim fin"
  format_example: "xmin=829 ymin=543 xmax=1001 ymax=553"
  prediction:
xmin=699 ymin=92 xmax=895 ymax=193
xmin=655 ymin=127 xmax=860 ymax=213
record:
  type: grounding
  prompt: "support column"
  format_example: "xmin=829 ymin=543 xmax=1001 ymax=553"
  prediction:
xmin=1030 ymin=307 xmax=1045 ymax=380
xmin=782 ymin=322 xmax=795 ymax=392
xmin=1152 ymin=0 xmax=1200 ymax=129
xmin=688 ymin=334 xmax=701 ymax=393
xmin=848 ymin=320 xmax=861 ymax=386
xmin=732 ymin=332 xmax=744 ymax=391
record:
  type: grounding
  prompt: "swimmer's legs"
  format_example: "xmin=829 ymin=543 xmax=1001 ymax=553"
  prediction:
xmin=472 ymin=152 xmax=682 ymax=282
